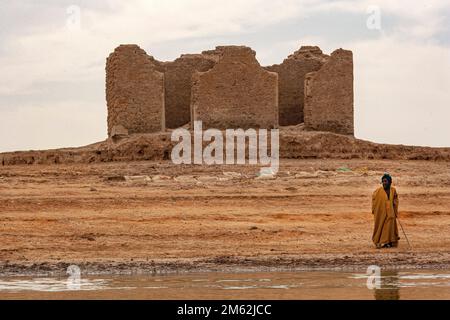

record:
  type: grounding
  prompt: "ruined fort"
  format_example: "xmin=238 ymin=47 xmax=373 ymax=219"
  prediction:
xmin=4 ymin=43 xmax=450 ymax=166
xmin=106 ymin=44 xmax=354 ymax=137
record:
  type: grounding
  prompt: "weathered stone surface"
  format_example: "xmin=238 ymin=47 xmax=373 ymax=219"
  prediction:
xmin=110 ymin=124 xmax=128 ymax=136
xmin=161 ymin=55 xmax=216 ymax=129
xmin=191 ymin=46 xmax=278 ymax=129
xmin=110 ymin=124 xmax=129 ymax=142
xmin=304 ymin=49 xmax=354 ymax=135
xmin=106 ymin=44 xmax=165 ymax=136
xmin=265 ymin=46 xmax=328 ymax=125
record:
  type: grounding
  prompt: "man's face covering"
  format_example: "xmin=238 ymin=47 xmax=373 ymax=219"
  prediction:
xmin=382 ymin=174 xmax=392 ymax=189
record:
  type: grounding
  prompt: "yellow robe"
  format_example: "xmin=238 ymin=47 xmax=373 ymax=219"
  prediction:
xmin=372 ymin=186 xmax=400 ymax=246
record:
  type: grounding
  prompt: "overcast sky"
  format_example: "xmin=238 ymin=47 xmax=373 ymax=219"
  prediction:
xmin=0 ymin=0 xmax=449 ymax=152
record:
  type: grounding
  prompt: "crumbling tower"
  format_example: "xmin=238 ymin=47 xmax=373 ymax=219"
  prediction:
xmin=106 ymin=44 xmax=165 ymax=137
xmin=304 ymin=49 xmax=354 ymax=135
xmin=265 ymin=46 xmax=328 ymax=126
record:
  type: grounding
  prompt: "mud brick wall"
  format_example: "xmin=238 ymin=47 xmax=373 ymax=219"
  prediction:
xmin=162 ymin=55 xmax=216 ymax=129
xmin=304 ymin=49 xmax=354 ymax=135
xmin=265 ymin=46 xmax=328 ymax=126
xmin=106 ymin=44 xmax=165 ymax=136
xmin=191 ymin=46 xmax=278 ymax=130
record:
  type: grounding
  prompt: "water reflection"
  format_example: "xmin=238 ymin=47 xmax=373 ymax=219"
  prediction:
xmin=374 ymin=271 xmax=400 ymax=300
xmin=0 ymin=269 xmax=449 ymax=299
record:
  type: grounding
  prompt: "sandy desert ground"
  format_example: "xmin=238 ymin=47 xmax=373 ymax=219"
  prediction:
xmin=1 ymin=159 xmax=450 ymax=275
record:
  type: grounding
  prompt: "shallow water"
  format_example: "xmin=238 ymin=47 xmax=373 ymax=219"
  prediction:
xmin=0 ymin=269 xmax=449 ymax=299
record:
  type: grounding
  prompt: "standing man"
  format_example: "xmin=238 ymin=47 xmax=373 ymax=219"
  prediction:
xmin=372 ymin=173 xmax=400 ymax=249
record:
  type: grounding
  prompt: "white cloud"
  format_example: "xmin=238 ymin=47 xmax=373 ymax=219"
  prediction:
xmin=0 ymin=0 xmax=317 ymax=95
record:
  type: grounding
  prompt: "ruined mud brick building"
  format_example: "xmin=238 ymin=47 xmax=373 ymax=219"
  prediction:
xmin=106 ymin=45 xmax=165 ymax=136
xmin=191 ymin=46 xmax=278 ymax=130
xmin=106 ymin=44 xmax=354 ymax=137
xmin=264 ymin=46 xmax=327 ymax=126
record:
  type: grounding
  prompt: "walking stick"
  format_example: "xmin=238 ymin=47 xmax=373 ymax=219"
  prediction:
xmin=390 ymin=195 xmax=412 ymax=250
xmin=396 ymin=216 xmax=412 ymax=250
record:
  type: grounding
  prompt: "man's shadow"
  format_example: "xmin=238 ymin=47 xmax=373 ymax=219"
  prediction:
xmin=374 ymin=270 xmax=400 ymax=300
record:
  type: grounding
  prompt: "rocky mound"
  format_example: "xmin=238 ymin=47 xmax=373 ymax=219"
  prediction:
xmin=2 ymin=127 xmax=450 ymax=166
